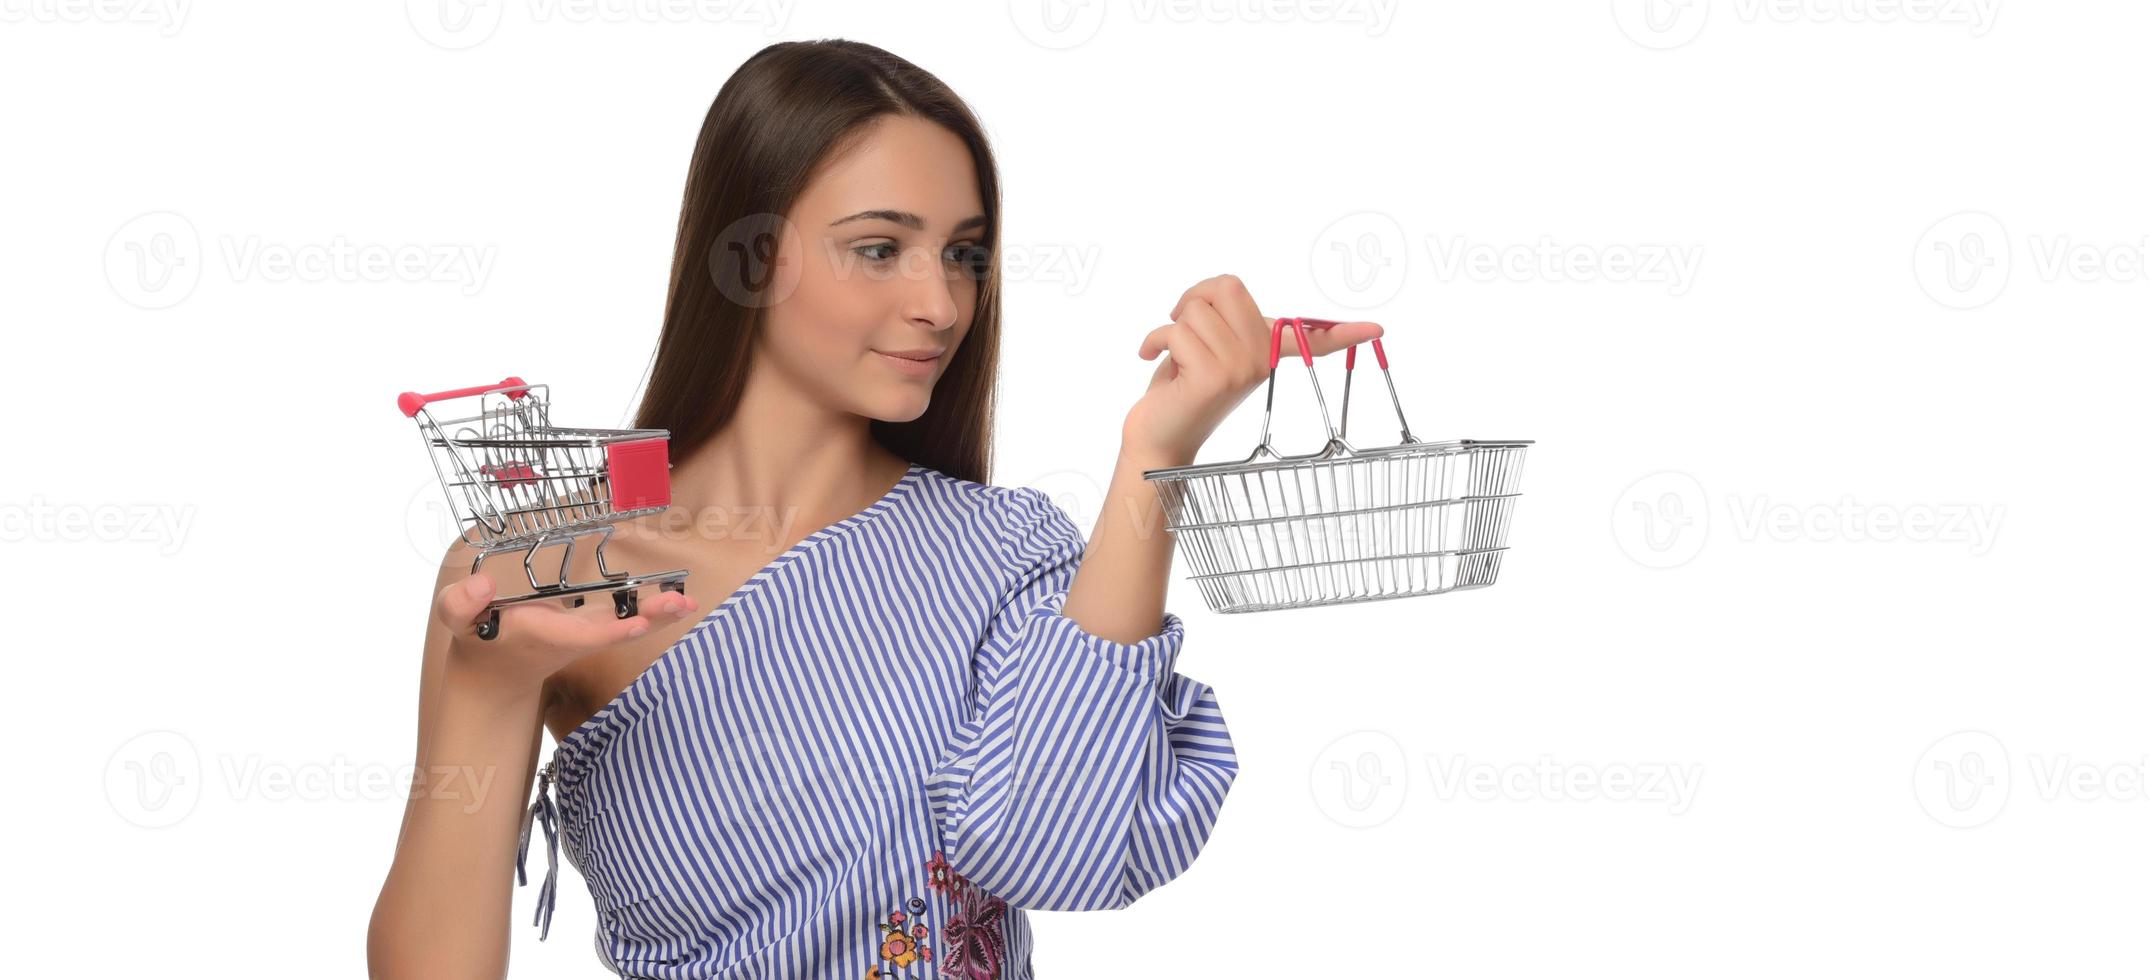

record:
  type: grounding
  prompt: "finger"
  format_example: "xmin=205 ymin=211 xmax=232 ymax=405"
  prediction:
xmin=1278 ymin=320 xmax=1385 ymax=361
xmin=1143 ymin=349 xmax=1179 ymax=390
xmin=437 ymin=573 xmax=497 ymax=631
xmin=1139 ymin=322 xmax=1173 ymax=360
xmin=1139 ymin=319 xmax=1220 ymax=368
xmin=1177 ymin=297 xmax=1245 ymax=370
xmin=1169 ymin=273 xmax=1257 ymax=324
xmin=638 ymin=590 xmax=697 ymax=619
xmin=534 ymin=607 xmax=655 ymax=648
xmin=1192 ymin=277 xmax=1268 ymax=356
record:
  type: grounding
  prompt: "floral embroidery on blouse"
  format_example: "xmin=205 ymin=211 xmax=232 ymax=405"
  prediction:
xmin=930 ymin=851 xmax=1010 ymax=980
xmin=866 ymin=852 xmax=1011 ymax=980
xmin=865 ymin=896 xmax=935 ymax=979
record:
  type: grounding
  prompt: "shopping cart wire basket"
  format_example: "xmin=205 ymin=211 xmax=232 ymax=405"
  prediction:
xmin=1142 ymin=317 xmax=1533 ymax=614
xmin=398 ymin=376 xmax=690 ymax=639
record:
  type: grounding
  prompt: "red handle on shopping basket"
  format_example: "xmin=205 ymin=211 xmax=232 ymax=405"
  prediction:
xmin=1267 ymin=318 xmax=1388 ymax=372
xmin=397 ymin=376 xmax=530 ymax=417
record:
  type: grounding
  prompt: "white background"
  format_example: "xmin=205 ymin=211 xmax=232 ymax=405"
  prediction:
xmin=5 ymin=1 xmax=2144 ymax=976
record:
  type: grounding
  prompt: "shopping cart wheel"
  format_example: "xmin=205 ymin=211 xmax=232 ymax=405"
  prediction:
xmin=613 ymin=589 xmax=638 ymax=619
xmin=476 ymin=608 xmax=501 ymax=641
xmin=660 ymin=579 xmax=687 ymax=595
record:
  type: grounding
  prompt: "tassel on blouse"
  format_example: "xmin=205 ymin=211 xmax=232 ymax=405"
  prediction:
xmin=516 ymin=760 xmax=560 ymax=941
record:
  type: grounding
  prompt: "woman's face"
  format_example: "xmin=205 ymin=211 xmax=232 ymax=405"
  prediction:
xmin=756 ymin=114 xmax=986 ymax=423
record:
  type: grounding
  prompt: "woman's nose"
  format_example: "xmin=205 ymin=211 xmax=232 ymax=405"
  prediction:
xmin=907 ymin=261 xmax=960 ymax=331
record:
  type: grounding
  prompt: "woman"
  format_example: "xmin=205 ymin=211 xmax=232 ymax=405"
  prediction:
xmin=368 ymin=39 xmax=1380 ymax=979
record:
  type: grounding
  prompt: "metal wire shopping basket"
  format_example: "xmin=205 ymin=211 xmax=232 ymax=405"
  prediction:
xmin=398 ymin=376 xmax=689 ymax=639
xmin=1143 ymin=318 xmax=1532 ymax=614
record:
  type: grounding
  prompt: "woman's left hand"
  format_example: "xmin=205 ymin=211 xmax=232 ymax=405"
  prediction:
xmin=1123 ymin=274 xmax=1384 ymax=467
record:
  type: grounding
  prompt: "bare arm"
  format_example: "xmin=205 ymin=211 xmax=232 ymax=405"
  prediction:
xmin=367 ymin=540 xmax=696 ymax=979
xmin=1055 ymin=443 xmax=1185 ymax=645
xmin=367 ymin=544 xmax=547 ymax=980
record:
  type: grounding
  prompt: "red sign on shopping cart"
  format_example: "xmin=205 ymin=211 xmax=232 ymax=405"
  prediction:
xmin=480 ymin=460 xmax=541 ymax=488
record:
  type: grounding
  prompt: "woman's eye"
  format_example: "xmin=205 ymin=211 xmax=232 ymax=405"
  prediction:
xmin=945 ymin=245 xmax=990 ymax=279
xmin=853 ymin=243 xmax=900 ymax=262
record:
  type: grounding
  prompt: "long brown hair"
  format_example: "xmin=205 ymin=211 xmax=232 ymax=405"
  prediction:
xmin=631 ymin=39 xmax=1002 ymax=485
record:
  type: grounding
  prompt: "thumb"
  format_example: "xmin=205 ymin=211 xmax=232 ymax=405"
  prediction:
xmin=436 ymin=573 xmax=496 ymax=630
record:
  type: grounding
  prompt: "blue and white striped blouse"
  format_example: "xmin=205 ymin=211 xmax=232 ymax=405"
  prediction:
xmin=515 ymin=461 xmax=1240 ymax=979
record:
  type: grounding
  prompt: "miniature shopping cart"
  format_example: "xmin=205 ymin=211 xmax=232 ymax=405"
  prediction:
xmin=398 ymin=376 xmax=689 ymax=640
xmin=1143 ymin=318 xmax=1532 ymax=614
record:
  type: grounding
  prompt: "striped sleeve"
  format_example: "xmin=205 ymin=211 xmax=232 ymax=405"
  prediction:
xmin=924 ymin=486 xmax=1240 ymax=911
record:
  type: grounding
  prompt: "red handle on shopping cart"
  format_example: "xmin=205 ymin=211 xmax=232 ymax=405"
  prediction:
xmin=397 ymin=376 xmax=530 ymax=417
xmin=1267 ymin=318 xmax=1388 ymax=372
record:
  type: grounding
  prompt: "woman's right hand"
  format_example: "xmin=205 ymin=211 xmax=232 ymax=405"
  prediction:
xmin=432 ymin=572 xmax=700 ymax=696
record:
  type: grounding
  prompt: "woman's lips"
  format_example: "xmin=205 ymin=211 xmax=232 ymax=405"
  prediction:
xmin=875 ymin=350 xmax=939 ymax=377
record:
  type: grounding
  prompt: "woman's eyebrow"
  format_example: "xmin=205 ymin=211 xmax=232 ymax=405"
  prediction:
xmin=828 ymin=209 xmax=988 ymax=233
